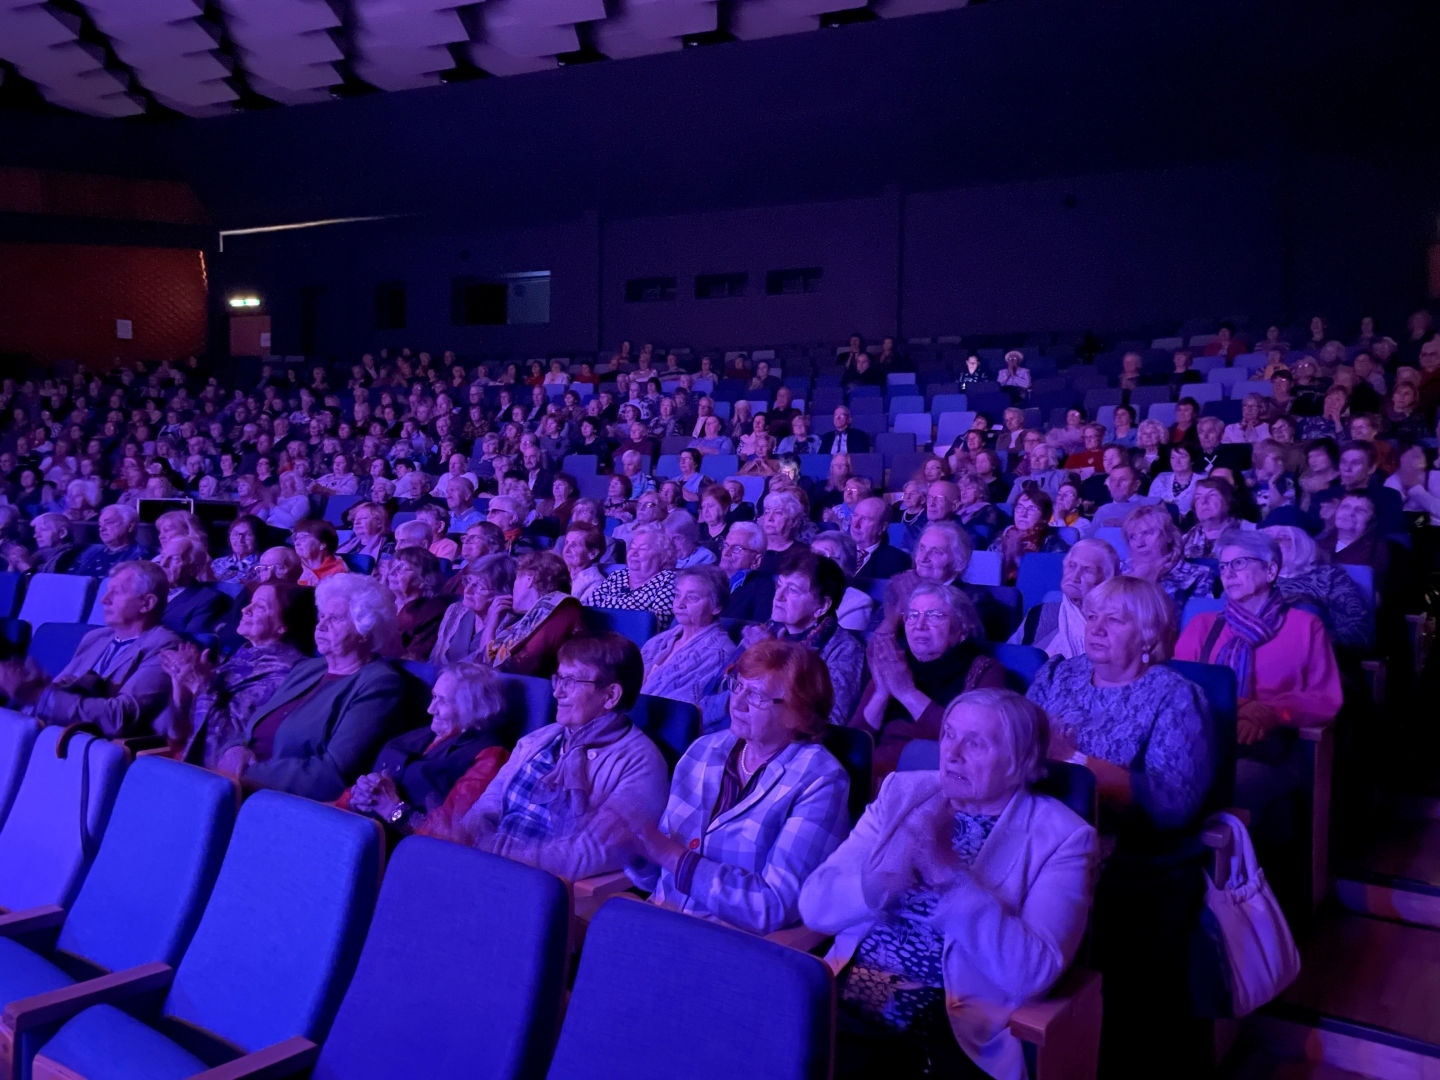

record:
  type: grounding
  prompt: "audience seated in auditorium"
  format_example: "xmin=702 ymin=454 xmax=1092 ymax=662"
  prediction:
xmin=989 ymin=488 xmax=1069 ymax=585
xmin=586 ymin=523 xmax=678 ymax=630
xmin=809 ymin=530 xmax=877 ymax=632
xmin=457 ymin=632 xmax=669 ymax=881
xmin=802 ymin=688 xmax=1098 ymax=1080
xmin=291 ymin=517 xmax=348 ymax=586
xmin=719 ymin=521 xmax=776 ymax=622
xmin=171 ymin=582 xmax=315 ymax=766
xmin=640 ymin=565 xmax=733 ymax=716
xmin=1011 ymin=538 xmax=1121 ymax=657
xmin=0 ymin=560 xmax=178 ymax=736
xmin=1265 ymin=521 xmax=1374 ymax=652
xmin=216 ymin=573 xmax=407 ymax=801
xmin=851 ymin=497 xmax=912 ymax=581
xmin=156 ymin=534 xmax=230 ymax=636
xmin=387 ymin=547 xmax=455 ymax=661
xmin=72 ymin=504 xmax=153 ymax=577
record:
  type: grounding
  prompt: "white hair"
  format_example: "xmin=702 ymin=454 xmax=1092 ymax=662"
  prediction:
xmin=316 ymin=573 xmax=399 ymax=655
xmin=726 ymin=521 xmax=765 ymax=553
xmin=1065 ymin=538 xmax=1121 ymax=577
xmin=1264 ymin=525 xmax=1317 ymax=577
xmin=395 ymin=519 xmax=434 ymax=546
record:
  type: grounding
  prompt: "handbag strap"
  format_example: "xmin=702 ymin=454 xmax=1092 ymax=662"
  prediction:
xmin=1198 ymin=613 xmax=1229 ymax=666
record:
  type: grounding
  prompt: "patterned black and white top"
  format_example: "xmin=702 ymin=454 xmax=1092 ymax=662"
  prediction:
xmin=586 ymin=568 xmax=678 ymax=631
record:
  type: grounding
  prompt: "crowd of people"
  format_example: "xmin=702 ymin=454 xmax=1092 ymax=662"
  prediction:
xmin=0 ymin=314 xmax=1433 ymax=1078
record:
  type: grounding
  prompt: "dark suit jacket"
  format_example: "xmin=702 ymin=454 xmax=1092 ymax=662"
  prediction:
xmin=855 ymin=542 xmax=911 ymax=582
xmin=163 ymin=583 xmax=232 ymax=637
xmin=239 ymin=658 xmax=409 ymax=801
xmin=723 ymin=571 xmax=776 ymax=623
xmin=1196 ymin=444 xmax=1251 ymax=475
xmin=819 ymin=429 xmax=871 ymax=454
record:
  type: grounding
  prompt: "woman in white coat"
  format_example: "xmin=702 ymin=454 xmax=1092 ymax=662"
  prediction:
xmin=799 ymin=688 xmax=1098 ymax=1080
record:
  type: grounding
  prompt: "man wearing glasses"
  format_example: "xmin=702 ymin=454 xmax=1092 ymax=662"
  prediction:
xmin=456 ymin=632 xmax=669 ymax=882
xmin=717 ymin=521 xmax=775 ymax=622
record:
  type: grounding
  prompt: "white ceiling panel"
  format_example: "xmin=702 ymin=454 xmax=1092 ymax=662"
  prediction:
xmin=78 ymin=0 xmax=236 ymax=116
xmin=729 ymin=1 xmax=819 ymax=40
xmin=872 ymin=0 xmax=966 ymax=15
xmin=469 ymin=42 xmax=560 ymax=76
xmin=219 ymin=0 xmax=341 ymax=98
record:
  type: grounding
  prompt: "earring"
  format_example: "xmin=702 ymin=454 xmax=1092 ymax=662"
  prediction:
xmin=1141 ymin=649 xmax=1151 ymax=665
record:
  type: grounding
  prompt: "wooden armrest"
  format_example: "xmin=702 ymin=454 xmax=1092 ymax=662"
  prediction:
xmin=3 ymin=962 xmax=173 ymax=1033
xmin=0 ymin=906 xmax=65 ymax=938
xmin=765 ymin=926 xmax=830 ymax=954
xmin=116 ymin=735 xmax=169 ymax=754
xmin=1008 ymin=967 xmax=1102 ymax=1045
xmin=1298 ymin=725 xmax=1332 ymax=744
xmin=190 ymin=1037 xmax=319 ymax=1080
xmin=572 ymin=871 xmax=631 ymax=901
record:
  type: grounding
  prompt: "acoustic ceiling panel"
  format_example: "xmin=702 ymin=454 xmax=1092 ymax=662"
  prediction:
xmin=218 ymin=0 xmax=343 ymax=100
xmin=0 ymin=2 xmax=143 ymax=116
xmin=78 ymin=0 xmax=237 ymax=116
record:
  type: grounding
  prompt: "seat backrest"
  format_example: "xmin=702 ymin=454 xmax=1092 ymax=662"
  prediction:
xmin=1015 ymin=551 xmax=1066 ymax=614
xmin=162 ymin=791 xmax=382 ymax=1052
xmin=581 ymin=607 xmax=657 ymax=648
xmin=548 ymin=899 xmax=832 ymax=1080
xmin=1166 ymin=660 xmax=1237 ymax=811
xmin=29 ymin=622 xmax=99 ymax=680
xmin=499 ymin=673 xmax=557 ymax=735
xmin=322 ymin=494 xmax=364 ymax=526
xmin=1032 ymin=761 xmax=1098 ymax=825
xmin=315 ymin=837 xmax=570 ymax=1080
xmin=820 ymin=726 xmax=872 ymax=827
xmin=0 ymin=571 xmax=22 ymax=618
xmin=0 ymin=708 xmax=39 ymax=832
xmin=19 ymin=574 xmax=97 ymax=626
xmin=1180 ymin=596 xmax=1226 ymax=629
xmin=629 ymin=695 xmax=701 ymax=769
xmin=0 ymin=725 xmax=127 ymax=913
xmin=962 ymin=549 xmax=1002 ymax=586
xmin=87 ymin=578 xmax=111 ymax=624
xmin=58 ymin=758 xmax=237 ymax=974
xmin=977 ymin=641 xmax=1048 ymax=692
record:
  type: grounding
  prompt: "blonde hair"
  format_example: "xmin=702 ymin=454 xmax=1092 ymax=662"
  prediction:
xmin=1081 ymin=575 xmax=1177 ymax=662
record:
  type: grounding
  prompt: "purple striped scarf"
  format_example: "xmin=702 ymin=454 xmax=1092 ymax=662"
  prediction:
xmin=1214 ymin=592 xmax=1287 ymax=698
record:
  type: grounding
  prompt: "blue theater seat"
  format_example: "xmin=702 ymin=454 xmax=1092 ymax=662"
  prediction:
xmin=581 ymin=607 xmax=657 ymax=648
xmin=31 ymin=791 xmax=382 ymax=1080
xmin=0 ymin=709 xmax=38 ymax=832
xmin=18 ymin=575 xmax=97 ymax=628
xmin=628 ymin=694 xmax=701 ymax=769
xmin=498 ymin=672 xmax=556 ymax=735
xmin=549 ymin=898 xmax=833 ymax=1080
xmin=28 ymin=623 xmax=97 ymax=680
xmin=311 ymin=838 xmax=571 ymax=1080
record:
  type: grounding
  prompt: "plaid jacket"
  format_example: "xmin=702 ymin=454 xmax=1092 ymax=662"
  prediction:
xmin=630 ymin=730 xmax=851 ymax=934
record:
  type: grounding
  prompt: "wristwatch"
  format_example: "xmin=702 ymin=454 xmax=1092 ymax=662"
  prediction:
xmin=387 ymin=801 xmax=409 ymax=825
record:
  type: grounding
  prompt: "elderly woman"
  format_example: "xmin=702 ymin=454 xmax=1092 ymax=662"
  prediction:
xmin=561 ymin=522 xmax=608 ymax=604
xmin=216 ymin=574 xmax=408 ymax=801
xmin=1317 ymin=492 xmax=1390 ymax=587
xmin=1265 ymin=523 xmax=1373 ymax=653
xmin=341 ymin=662 xmax=511 ymax=836
xmin=478 ymin=551 xmax=584 ymax=677
xmin=1150 ymin=444 xmax=1200 ymax=518
xmin=169 ymin=583 xmax=315 ymax=767
xmin=954 ymin=471 xmax=1003 ymax=547
xmin=689 ymin=414 xmax=735 ymax=456
xmin=262 ymin=471 xmax=306 ymax=528
xmin=211 ymin=514 xmax=264 ymax=583
xmin=63 ymin=478 xmax=100 ymax=523
xmin=989 ymin=488 xmax=1069 ymax=585
xmin=757 ymin=490 xmax=805 ymax=573
xmin=640 ymin=565 xmax=736 ymax=711
xmin=314 ymin=453 xmax=359 ymax=496
xmin=855 ymin=581 xmax=1004 ymax=781
xmin=608 ymin=640 xmax=850 ymax=934
xmin=586 ymin=523 xmax=678 ymax=630
xmin=338 ymin=501 xmax=391 ymax=560
xmin=431 ymin=554 xmax=515 ymax=664
xmin=1179 ymin=477 xmax=1251 ymax=558
xmin=386 ymin=547 xmax=455 ymax=661
xmin=1176 ymin=530 xmax=1342 ymax=742
xmin=292 ymin=518 xmax=348 ymax=586
xmin=456 ymin=632 xmax=670 ymax=881
xmin=1121 ymin=504 xmax=1216 ymax=608
xmin=28 ymin=512 xmax=79 ymax=573
xmin=810 ymin=530 xmax=877 ymax=632
xmin=1010 ymin=538 xmax=1121 ymax=657
xmin=802 ymin=689 xmax=1098 ymax=1080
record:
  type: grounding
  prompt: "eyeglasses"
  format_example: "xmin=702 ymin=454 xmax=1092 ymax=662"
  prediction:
xmin=721 ymin=543 xmax=759 ymax=556
xmin=1218 ymin=556 xmax=1265 ymax=574
xmin=551 ymin=675 xmax=603 ymax=693
xmin=721 ymin=676 xmax=784 ymax=709
xmin=902 ymin=609 xmax=949 ymax=625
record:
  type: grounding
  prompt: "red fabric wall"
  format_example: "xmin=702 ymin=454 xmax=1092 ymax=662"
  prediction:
xmin=0 ymin=243 xmax=208 ymax=364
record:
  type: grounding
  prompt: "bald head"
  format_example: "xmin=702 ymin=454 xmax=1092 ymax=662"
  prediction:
xmin=850 ymin=497 xmax=889 ymax=549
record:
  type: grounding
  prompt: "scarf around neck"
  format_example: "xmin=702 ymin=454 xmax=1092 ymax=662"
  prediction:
xmin=488 ymin=591 xmax=568 ymax=665
xmin=1213 ymin=591 xmax=1287 ymax=698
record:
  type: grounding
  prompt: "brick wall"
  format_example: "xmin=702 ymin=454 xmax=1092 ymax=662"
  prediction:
xmin=0 ymin=243 xmax=208 ymax=363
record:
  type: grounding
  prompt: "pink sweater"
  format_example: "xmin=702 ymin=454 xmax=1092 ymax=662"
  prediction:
xmin=1174 ymin=606 xmax=1342 ymax=727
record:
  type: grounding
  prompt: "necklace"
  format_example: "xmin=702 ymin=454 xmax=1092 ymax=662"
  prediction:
xmin=738 ymin=742 xmax=765 ymax=782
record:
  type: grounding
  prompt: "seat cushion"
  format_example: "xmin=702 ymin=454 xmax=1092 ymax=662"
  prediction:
xmin=0 ymin=938 xmax=74 ymax=1008
xmin=37 ymin=1005 xmax=207 ymax=1080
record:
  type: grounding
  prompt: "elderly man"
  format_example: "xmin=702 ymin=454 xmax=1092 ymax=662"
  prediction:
xmin=851 ymin=497 xmax=911 ymax=581
xmin=254 ymin=545 xmax=303 ymax=584
xmin=72 ymin=504 xmax=154 ymax=577
xmin=1194 ymin=416 xmax=1249 ymax=475
xmin=30 ymin=512 xmax=79 ymax=573
xmin=902 ymin=480 xmax=960 ymax=552
xmin=393 ymin=519 xmax=436 ymax=552
xmin=718 ymin=521 xmax=775 ymax=622
xmin=1010 ymin=538 xmax=1121 ymax=657
xmin=663 ymin=511 xmax=716 ymax=569
xmin=820 ymin=406 xmax=870 ymax=454
xmin=613 ymin=488 xmax=665 ymax=546
xmin=1090 ymin=464 xmax=1160 ymax=530
xmin=0 ymin=561 xmax=178 ymax=737
xmin=156 ymin=535 xmax=230 ymax=635
xmin=447 ymin=477 xmax=483 ymax=533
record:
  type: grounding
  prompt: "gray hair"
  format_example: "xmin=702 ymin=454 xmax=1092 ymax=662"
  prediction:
xmin=1216 ymin=528 xmax=1281 ymax=571
xmin=1065 ymin=538 xmax=1121 ymax=578
xmin=905 ymin=581 xmax=983 ymax=644
xmin=468 ymin=552 xmax=517 ymax=595
xmin=440 ymin=661 xmax=507 ymax=733
xmin=316 ymin=573 xmax=399 ymax=655
xmin=762 ymin=491 xmax=805 ymax=530
xmin=102 ymin=503 xmax=139 ymax=527
xmin=111 ymin=560 xmax=170 ymax=617
xmin=944 ymin=687 xmax=1050 ymax=786
xmin=32 ymin=511 xmax=71 ymax=540
xmin=394 ymin=519 xmax=435 ymax=547
xmin=628 ymin=522 xmax=673 ymax=566
xmin=675 ymin=565 xmax=731 ymax=611
xmin=920 ymin=522 xmax=973 ymax=575
xmin=662 ymin=511 xmax=700 ymax=543
xmin=1264 ymin=525 xmax=1317 ymax=577
xmin=809 ymin=530 xmax=857 ymax=577
xmin=726 ymin=521 xmax=765 ymax=553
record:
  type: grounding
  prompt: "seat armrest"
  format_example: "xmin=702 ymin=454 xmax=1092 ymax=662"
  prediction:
xmin=0 ymin=906 xmax=65 ymax=939
xmin=190 ymin=1037 xmax=320 ymax=1080
xmin=4 ymin=962 xmax=174 ymax=1033
xmin=765 ymin=926 xmax=830 ymax=954
xmin=572 ymin=871 xmax=631 ymax=900
xmin=1008 ymin=968 xmax=1103 ymax=1080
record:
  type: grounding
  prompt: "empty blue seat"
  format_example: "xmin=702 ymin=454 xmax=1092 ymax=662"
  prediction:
xmin=32 ymin=791 xmax=383 ymax=1080
xmin=0 ymin=726 xmax=127 ymax=916
xmin=699 ymin=454 xmax=739 ymax=480
xmin=581 ymin=607 xmax=658 ymax=648
xmin=86 ymin=578 xmax=110 ymax=625
xmin=629 ymin=694 xmax=701 ymax=768
xmin=889 ymin=414 xmax=931 ymax=445
xmin=0 ymin=758 xmax=237 ymax=1080
xmin=929 ymin=393 xmax=968 ymax=416
xmin=562 ymin=454 xmax=599 ymax=478
xmin=1015 ymin=551 xmax=1067 ymax=614
xmin=935 ymin=411 xmax=977 ymax=449
xmin=0 ymin=573 xmax=21 ymax=619
xmin=1180 ymin=596 xmax=1227 ymax=629
xmin=28 ymin=622 xmax=96 ymax=680
xmin=322 ymin=494 xmax=365 ymax=527
xmin=498 ymin=672 xmax=556 ymax=736
xmin=961 ymin=549 xmax=1002 ymax=586
xmin=977 ymin=642 xmax=1049 ymax=692
xmin=0 ymin=709 xmax=38 ymax=833
xmin=18 ymin=575 xmax=96 ymax=627
xmin=887 ymin=395 xmax=925 ymax=416
xmin=548 ymin=899 xmax=833 ymax=1080
xmin=312 ymin=837 xmax=570 ymax=1080
xmin=654 ymin=455 xmax=681 ymax=479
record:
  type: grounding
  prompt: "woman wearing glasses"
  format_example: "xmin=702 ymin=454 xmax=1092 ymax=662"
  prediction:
xmin=853 ymin=582 xmax=1004 ymax=784
xmin=600 ymin=639 xmax=850 ymax=934
xmin=457 ymin=632 xmax=669 ymax=882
